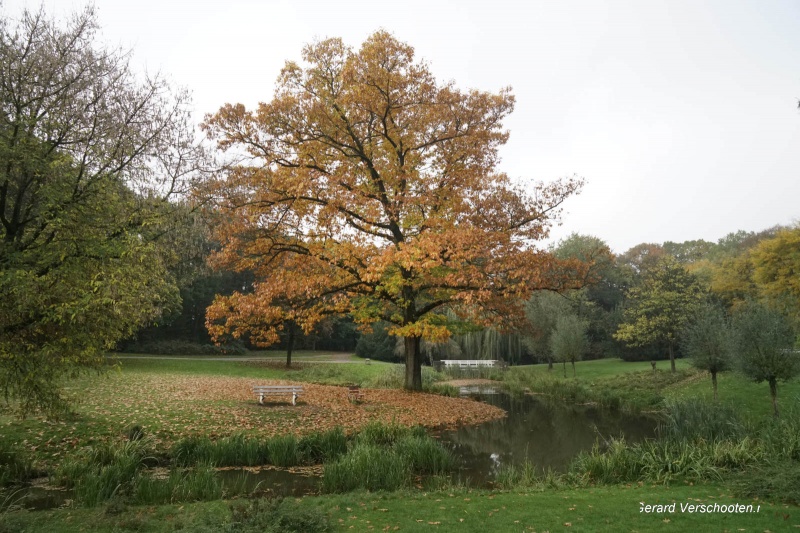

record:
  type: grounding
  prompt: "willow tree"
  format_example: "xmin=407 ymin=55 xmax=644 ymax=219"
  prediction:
xmin=202 ymin=32 xmax=585 ymax=390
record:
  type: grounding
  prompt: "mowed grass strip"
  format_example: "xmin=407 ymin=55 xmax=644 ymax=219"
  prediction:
xmin=320 ymin=484 xmax=796 ymax=532
xmin=4 ymin=484 xmax=796 ymax=532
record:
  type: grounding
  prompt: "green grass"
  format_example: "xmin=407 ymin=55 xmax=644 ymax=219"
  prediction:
xmin=4 ymin=484 xmax=797 ymax=532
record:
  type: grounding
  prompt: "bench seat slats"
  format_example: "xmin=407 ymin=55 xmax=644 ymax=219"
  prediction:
xmin=252 ymin=385 xmax=303 ymax=405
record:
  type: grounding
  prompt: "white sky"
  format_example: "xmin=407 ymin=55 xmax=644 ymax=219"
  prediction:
xmin=5 ymin=0 xmax=800 ymax=253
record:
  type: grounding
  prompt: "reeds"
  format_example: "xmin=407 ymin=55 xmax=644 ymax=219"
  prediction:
xmin=0 ymin=441 xmax=34 ymax=486
xmin=171 ymin=428 xmax=347 ymax=468
xmin=322 ymin=425 xmax=454 ymax=493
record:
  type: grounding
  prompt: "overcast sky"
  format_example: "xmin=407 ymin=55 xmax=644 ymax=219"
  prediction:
xmin=5 ymin=0 xmax=800 ymax=253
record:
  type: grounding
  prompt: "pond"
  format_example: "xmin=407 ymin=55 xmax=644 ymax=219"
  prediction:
xmin=7 ymin=389 xmax=656 ymax=510
xmin=434 ymin=389 xmax=657 ymax=485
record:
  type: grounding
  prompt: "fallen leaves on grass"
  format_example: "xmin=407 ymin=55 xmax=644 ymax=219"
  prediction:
xmin=22 ymin=373 xmax=505 ymax=457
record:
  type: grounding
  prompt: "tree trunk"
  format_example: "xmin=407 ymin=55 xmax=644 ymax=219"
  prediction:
xmin=286 ymin=323 xmax=295 ymax=368
xmin=769 ymin=378 xmax=779 ymax=417
xmin=548 ymin=357 xmax=553 ymax=371
xmin=572 ymin=360 xmax=576 ymax=377
xmin=711 ymin=370 xmax=718 ymax=402
xmin=404 ymin=336 xmax=422 ymax=391
xmin=668 ymin=342 xmax=676 ymax=373
xmin=562 ymin=361 xmax=566 ymax=378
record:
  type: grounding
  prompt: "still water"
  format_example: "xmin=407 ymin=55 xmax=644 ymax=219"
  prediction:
xmin=435 ymin=390 xmax=657 ymax=485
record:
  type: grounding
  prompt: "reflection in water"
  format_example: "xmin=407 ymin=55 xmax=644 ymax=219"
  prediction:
xmin=435 ymin=391 xmax=656 ymax=486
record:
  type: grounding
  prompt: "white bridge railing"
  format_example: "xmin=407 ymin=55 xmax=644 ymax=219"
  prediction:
xmin=441 ymin=360 xmax=498 ymax=368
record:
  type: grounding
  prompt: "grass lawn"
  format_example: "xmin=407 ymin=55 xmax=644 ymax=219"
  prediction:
xmin=509 ymin=358 xmax=694 ymax=381
xmin=3 ymin=355 xmax=800 ymax=531
xmin=0 ymin=356 xmax=489 ymax=467
xmin=501 ymin=357 xmax=800 ymax=418
xmin=5 ymin=483 xmax=797 ymax=532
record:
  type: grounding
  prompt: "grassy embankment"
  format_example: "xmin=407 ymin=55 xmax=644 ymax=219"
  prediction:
xmin=2 ymin=354 xmax=800 ymax=531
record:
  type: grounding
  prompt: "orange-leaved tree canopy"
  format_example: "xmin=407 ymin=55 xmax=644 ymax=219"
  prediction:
xmin=201 ymin=31 xmax=588 ymax=390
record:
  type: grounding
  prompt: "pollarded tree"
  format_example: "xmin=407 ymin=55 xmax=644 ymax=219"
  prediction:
xmin=0 ymin=7 xmax=203 ymax=415
xmin=550 ymin=313 xmax=588 ymax=377
xmin=614 ymin=256 xmax=705 ymax=373
xmin=734 ymin=302 xmax=798 ymax=417
xmin=202 ymin=31 xmax=586 ymax=390
xmin=681 ymin=303 xmax=734 ymax=401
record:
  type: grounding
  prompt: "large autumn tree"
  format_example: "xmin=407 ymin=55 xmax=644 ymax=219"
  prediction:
xmin=202 ymin=32 xmax=586 ymax=390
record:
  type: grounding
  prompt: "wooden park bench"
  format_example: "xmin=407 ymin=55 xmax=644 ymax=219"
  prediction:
xmin=252 ymin=385 xmax=304 ymax=406
xmin=347 ymin=385 xmax=364 ymax=403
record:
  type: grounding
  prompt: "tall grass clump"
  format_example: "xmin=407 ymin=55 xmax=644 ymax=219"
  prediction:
xmin=570 ymin=439 xmax=643 ymax=484
xmin=322 ymin=424 xmax=455 ymax=493
xmin=322 ymin=443 xmax=408 ymax=492
xmin=72 ymin=451 xmax=145 ymax=506
xmin=758 ymin=403 xmax=800 ymax=461
xmin=298 ymin=427 xmax=347 ymax=464
xmin=172 ymin=431 xmax=351 ymax=468
xmin=132 ymin=463 xmax=223 ymax=505
xmin=211 ymin=434 xmax=268 ymax=467
xmin=52 ymin=439 xmax=153 ymax=506
xmin=266 ymin=435 xmax=300 ymax=467
xmin=495 ymin=462 xmax=577 ymax=490
xmin=659 ymin=398 xmax=745 ymax=442
xmin=171 ymin=436 xmax=214 ymax=467
xmin=0 ymin=442 xmax=34 ymax=486
xmin=393 ymin=435 xmax=454 ymax=474
xmin=354 ymin=421 xmax=423 ymax=447
xmin=637 ymin=440 xmax=722 ymax=483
